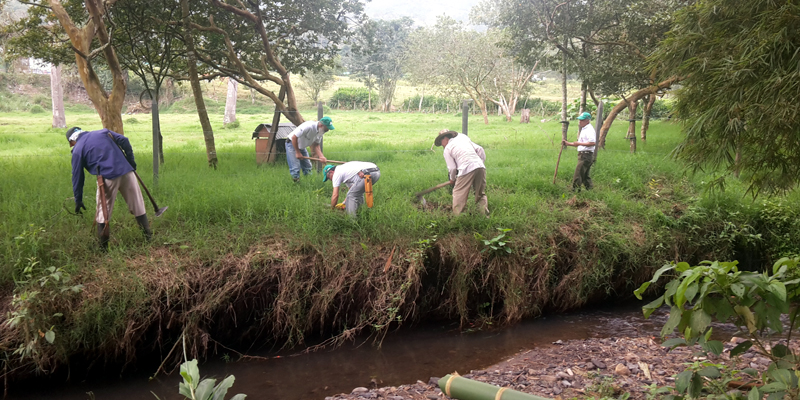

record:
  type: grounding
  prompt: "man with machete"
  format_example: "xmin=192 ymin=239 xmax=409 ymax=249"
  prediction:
xmin=323 ymin=161 xmax=381 ymax=216
xmin=66 ymin=127 xmax=151 ymax=251
xmin=286 ymin=116 xmax=335 ymax=182
xmin=434 ymin=129 xmax=488 ymax=216
xmin=561 ymin=112 xmax=596 ymax=191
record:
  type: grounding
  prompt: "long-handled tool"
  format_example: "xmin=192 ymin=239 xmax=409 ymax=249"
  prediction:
xmin=300 ymin=156 xmax=346 ymax=164
xmin=414 ymin=181 xmax=452 ymax=207
xmin=97 ymin=175 xmax=110 ymax=236
xmin=553 ymin=120 xmax=570 ymax=184
xmin=134 ymin=172 xmax=168 ymax=217
xmin=106 ymin=133 xmax=168 ymax=217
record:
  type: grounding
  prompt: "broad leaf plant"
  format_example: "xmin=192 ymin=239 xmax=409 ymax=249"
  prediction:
xmin=635 ymin=257 xmax=800 ymax=399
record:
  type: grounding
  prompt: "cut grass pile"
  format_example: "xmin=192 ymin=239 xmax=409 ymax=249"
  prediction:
xmin=1 ymin=110 xmax=799 ymax=381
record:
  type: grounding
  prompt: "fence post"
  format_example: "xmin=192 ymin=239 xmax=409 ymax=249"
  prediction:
xmin=462 ymin=99 xmax=472 ymax=136
xmin=317 ymin=101 xmax=324 ymax=172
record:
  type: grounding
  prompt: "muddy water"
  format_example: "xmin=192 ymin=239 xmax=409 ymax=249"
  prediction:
xmin=12 ymin=305 xmax=676 ymax=400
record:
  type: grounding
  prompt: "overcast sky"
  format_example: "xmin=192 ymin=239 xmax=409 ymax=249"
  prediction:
xmin=363 ymin=0 xmax=483 ymax=26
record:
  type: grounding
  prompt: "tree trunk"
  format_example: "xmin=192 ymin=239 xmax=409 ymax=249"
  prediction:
xmin=479 ymin=98 xmax=489 ymax=124
xmin=627 ymin=99 xmax=638 ymax=153
xmin=520 ymin=109 xmax=530 ymax=123
xmin=163 ymin=78 xmax=174 ymax=109
xmin=640 ymin=94 xmax=656 ymax=143
xmin=152 ymin=92 xmax=163 ymax=177
xmin=598 ymin=76 xmax=679 ymax=149
xmin=560 ymin=45 xmax=568 ymax=144
xmin=579 ymin=81 xmax=588 ymax=114
xmin=182 ymin=0 xmax=217 ymax=168
xmin=50 ymin=64 xmax=66 ymax=128
xmin=223 ymin=78 xmax=238 ymax=125
xmin=50 ymin=0 xmax=126 ymax=134
xmin=418 ymin=88 xmax=424 ymax=112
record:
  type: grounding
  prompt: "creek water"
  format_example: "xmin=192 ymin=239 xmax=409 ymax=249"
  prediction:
xmin=11 ymin=304 xmax=678 ymax=400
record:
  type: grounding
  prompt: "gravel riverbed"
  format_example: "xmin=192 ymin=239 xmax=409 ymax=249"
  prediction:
xmin=327 ymin=336 xmax=779 ymax=400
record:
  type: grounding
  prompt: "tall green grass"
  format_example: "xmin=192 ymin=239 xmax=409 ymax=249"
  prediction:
xmin=2 ymin=110 xmax=800 ymax=381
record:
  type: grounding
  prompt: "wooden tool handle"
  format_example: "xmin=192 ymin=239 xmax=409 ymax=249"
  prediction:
xmin=415 ymin=181 xmax=452 ymax=197
xmin=300 ymin=156 xmax=346 ymax=164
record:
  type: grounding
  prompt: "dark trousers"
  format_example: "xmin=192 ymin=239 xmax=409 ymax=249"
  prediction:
xmin=572 ymin=151 xmax=594 ymax=190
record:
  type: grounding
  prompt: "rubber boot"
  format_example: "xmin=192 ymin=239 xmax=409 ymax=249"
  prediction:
xmin=135 ymin=214 xmax=152 ymax=241
xmin=97 ymin=223 xmax=109 ymax=252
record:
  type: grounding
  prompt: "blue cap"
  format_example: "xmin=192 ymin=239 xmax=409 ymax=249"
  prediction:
xmin=577 ymin=112 xmax=592 ymax=121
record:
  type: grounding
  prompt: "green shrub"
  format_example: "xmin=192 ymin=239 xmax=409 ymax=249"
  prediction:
xmin=400 ymin=95 xmax=457 ymax=113
xmin=636 ymin=257 xmax=800 ymax=400
xmin=29 ymin=105 xmax=45 ymax=114
xmin=224 ymin=120 xmax=240 ymax=129
xmin=329 ymin=87 xmax=370 ymax=109
xmin=126 ymin=118 xmax=140 ymax=124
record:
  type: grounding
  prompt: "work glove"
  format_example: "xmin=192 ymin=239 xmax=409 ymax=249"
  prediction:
xmin=127 ymin=157 xmax=137 ymax=170
xmin=335 ymin=203 xmax=345 ymax=210
xmin=75 ymin=201 xmax=86 ymax=215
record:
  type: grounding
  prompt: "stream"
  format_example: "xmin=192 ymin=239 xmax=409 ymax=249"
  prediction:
xmin=10 ymin=304 xmax=680 ymax=400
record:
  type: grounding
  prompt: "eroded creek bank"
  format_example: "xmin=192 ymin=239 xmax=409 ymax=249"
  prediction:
xmin=10 ymin=304 xmax=731 ymax=400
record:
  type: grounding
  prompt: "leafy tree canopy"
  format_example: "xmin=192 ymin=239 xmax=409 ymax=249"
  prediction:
xmin=654 ymin=0 xmax=800 ymax=195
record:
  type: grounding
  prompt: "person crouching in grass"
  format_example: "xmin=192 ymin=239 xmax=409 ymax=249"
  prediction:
xmin=323 ymin=162 xmax=381 ymax=216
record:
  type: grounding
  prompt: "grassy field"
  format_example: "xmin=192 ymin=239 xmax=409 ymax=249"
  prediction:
xmin=2 ymin=106 xmax=799 ymax=381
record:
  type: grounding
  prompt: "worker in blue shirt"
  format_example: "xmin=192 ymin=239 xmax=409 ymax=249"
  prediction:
xmin=67 ymin=127 xmax=151 ymax=250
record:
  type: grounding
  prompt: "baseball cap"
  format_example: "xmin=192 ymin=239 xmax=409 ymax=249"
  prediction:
xmin=322 ymin=164 xmax=336 ymax=182
xmin=320 ymin=116 xmax=335 ymax=131
xmin=577 ymin=112 xmax=592 ymax=120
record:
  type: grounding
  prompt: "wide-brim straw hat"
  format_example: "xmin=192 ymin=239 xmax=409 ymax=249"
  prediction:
xmin=434 ymin=130 xmax=458 ymax=147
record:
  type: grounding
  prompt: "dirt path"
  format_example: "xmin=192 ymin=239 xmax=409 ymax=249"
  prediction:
xmin=327 ymin=336 xmax=769 ymax=400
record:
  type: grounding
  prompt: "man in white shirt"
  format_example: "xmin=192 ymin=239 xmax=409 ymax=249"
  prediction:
xmin=434 ymin=130 xmax=488 ymax=216
xmin=286 ymin=116 xmax=334 ymax=181
xmin=562 ymin=112 xmax=596 ymax=191
xmin=323 ymin=161 xmax=381 ymax=216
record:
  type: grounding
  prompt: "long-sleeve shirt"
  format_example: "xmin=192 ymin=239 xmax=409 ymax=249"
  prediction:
xmin=288 ymin=120 xmax=324 ymax=149
xmin=71 ymin=129 xmax=135 ymax=203
xmin=443 ymin=134 xmax=486 ymax=182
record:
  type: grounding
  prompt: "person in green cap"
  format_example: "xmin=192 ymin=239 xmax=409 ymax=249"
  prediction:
xmin=323 ymin=161 xmax=380 ymax=216
xmin=285 ymin=116 xmax=335 ymax=182
xmin=562 ymin=111 xmax=596 ymax=191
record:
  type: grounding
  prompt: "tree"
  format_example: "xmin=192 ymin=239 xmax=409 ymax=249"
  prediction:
xmin=223 ymin=78 xmax=237 ymax=126
xmin=476 ymin=0 xmax=684 ymax=149
xmin=190 ymin=0 xmax=364 ymax=126
xmin=349 ymin=18 xmax=413 ymax=112
xmin=405 ymin=16 xmax=503 ymax=124
xmin=50 ymin=64 xmax=66 ymax=128
xmin=653 ymin=0 xmax=800 ymax=195
xmin=8 ymin=0 xmax=127 ymax=132
xmin=298 ymin=65 xmax=335 ymax=104
xmin=486 ymin=57 xmax=539 ymax=122
xmin=179 ymin=0 xmax=216 ymax=169
xmin=404 ymin=27 xmax=439 ymax=112
xmin=111 ymin=0 xmax=186 ymax=172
